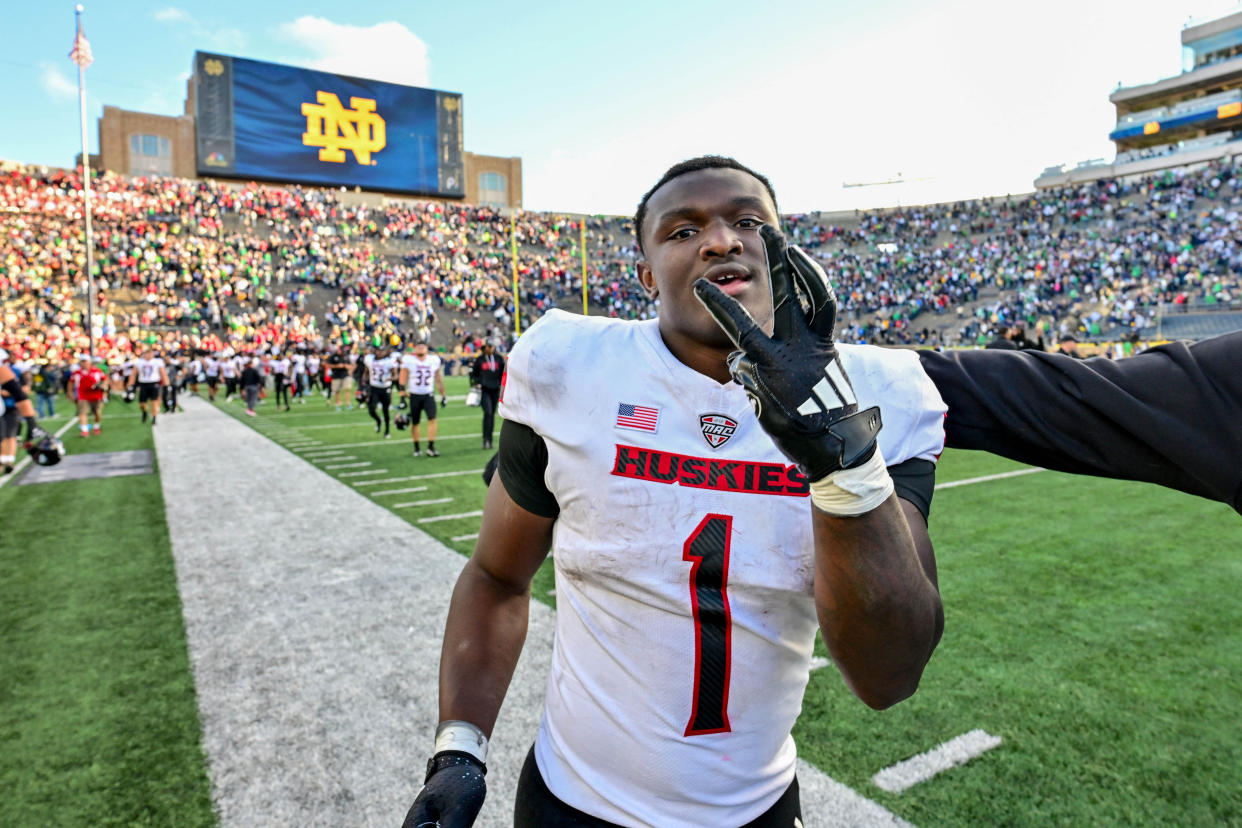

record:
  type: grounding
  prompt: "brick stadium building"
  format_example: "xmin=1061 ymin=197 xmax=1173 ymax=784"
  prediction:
xmin=1037 ymin=9 xmax=1242 ymax=188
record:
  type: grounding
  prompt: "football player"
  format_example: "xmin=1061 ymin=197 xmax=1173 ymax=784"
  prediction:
xmin=398 ymin=339 xmax=448 ymax=457
xmin=363 ymin=346 xmax=400 ymax=438
xmin=1 ymin=353 xmax=48 ymax=474
xmin=126 ymin=346 xmax=168 ymax=426
xmin=403 ymin=156 xmax=946 ymax=827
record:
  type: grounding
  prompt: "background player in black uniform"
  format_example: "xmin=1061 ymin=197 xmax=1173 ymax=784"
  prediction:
xmin=468 ymin=339 xmax=505 ymax=450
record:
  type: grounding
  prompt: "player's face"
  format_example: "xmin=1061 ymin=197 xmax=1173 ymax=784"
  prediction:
xmin=637 ymin=168 xmax=779 ymax=358
xmin=414 ymin=343 xmax=428 ymax=357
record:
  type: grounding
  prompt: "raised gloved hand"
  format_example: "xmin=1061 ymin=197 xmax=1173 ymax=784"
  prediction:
xmin=401 ymin=751 xmax=486 ymax=828
xmin=692 ymin=224 xmax=881 ymax=482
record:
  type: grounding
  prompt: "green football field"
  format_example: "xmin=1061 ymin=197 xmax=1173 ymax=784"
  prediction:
xmin=3 ymin=378 xmax=1240 ymax=826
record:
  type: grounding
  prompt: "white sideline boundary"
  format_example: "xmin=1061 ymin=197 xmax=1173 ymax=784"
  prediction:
xmin=154 ymin=396 xmax=914 ymax=827
xmin=936 ymin=468 xmax=1044 ymax=489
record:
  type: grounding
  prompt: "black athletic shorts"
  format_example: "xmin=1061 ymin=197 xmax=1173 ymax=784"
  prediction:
xmin=137 ymin=382 xmax=160 ymax=403
xmin=369 ymin=386 xmax=392 ymax=406
xmin=409 ymin=393 xmax=437 ymax=424
xmin=513 ymin=745 xmax=801 ymax=827
xmin=0 ymin=407 xmax=19 ymax=440
xmin=206 ymin=375 xmax=219 ymax=388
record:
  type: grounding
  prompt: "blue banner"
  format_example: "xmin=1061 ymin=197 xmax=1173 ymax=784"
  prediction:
xmin=195 ymin=52 xmax=463 ymax=197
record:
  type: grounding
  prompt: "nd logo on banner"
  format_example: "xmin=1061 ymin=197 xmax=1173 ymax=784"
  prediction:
xmin=301 ymin=91 xmax=387 ymax=165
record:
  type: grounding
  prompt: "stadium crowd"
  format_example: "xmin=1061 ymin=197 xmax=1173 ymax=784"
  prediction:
xmin=4 ymin=153 xmax=1242 ymax=372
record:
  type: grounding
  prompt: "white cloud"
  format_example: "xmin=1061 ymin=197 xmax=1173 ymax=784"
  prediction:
xmin=40 ymin=62 xmax=78 ymax=100
xmin=153 ymin=7 xmax=193 ymax=24
xmin=276 ymin=16 xmax=430 ymax=87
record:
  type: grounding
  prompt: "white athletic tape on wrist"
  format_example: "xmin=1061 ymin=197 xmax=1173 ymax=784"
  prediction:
xmin=434 ymin=720 xmax=489 ymax=764
xmin=809 ymin=447 xmax=894 ymax=517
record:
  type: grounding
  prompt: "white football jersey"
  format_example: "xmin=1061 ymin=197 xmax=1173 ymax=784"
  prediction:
xmin=365 ymin=354 xmax=398 ymax=389
xmin=401 ymin=353 xmax=441 ymax=395
xmin=220 ymin=358 xmax=237 ymax=378
xmin=291 ymin=354 xmax=307 ymax=375
xmin=271 ymin=358 xmax=291 ymax=376
xmin=499 ymin=310 xmax=946 ymax=828
xmin=134 ymin=357 xmax=165 ymax=384
xmin=204 ymin=357 xmax=219 ymax=377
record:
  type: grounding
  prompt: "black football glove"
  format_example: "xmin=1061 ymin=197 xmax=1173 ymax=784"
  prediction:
xmin=440 ymin=396 xmax=448 ymax=408
xmin=401 ymin=751 xmax=486 ymax=828
xmin=693 ymin=224 xmax=881 ymax=481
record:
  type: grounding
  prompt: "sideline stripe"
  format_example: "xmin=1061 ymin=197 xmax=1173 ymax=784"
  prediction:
xmin=371 ymin=487 xmax=430 ymax=496
xmin=352 ymin=469 xmax=485 ymax=486
xmin=394 ymin=497 xmax=453 ymax=509
xmin=936 ymin=468 xmax=1043 ymax=490
xmin=309 ymin=434 xmax=491 ymax=450
xmin=0 ymin=417 xmax=77 ymax=491
xmin=872 ymin=730 xmax=1002 ymax=793
xmin=417 ymin=510 xmax=483 ymax=524
xmin=282 ymin=413 xmax=483 ymax=430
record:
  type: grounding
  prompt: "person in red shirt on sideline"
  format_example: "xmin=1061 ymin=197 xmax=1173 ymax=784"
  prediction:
xmin=74 ymin=355 xmax=108 ymax=438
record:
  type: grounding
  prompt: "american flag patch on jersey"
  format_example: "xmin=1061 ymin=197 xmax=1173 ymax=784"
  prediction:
xmin=616 ymin=402 xmax=660 ymax=432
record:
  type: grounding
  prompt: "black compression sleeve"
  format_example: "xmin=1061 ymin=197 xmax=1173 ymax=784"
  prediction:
xmin=889 ymin=458 xmax=935 ymax=521
xmin=497 ymin=419 xmax=560 ymax=518
xmin=2 ymin=377 xmax=27 ymax=403
xmin=919 ymin=332 xmax=1242 ymax=514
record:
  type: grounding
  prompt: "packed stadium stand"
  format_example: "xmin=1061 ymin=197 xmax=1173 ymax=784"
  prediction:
xmin=3 ymin=153 xmax=1242 ymax=367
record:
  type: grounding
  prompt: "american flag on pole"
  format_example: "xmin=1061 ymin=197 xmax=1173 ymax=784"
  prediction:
xmin=69 ymin=20 xmax=93 ymax=68
xmin=616 ymin=402 xmax=660 ymax=433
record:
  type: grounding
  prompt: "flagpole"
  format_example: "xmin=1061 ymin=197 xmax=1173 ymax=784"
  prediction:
xmin=73 ymin=4 xmax=96 ymax=360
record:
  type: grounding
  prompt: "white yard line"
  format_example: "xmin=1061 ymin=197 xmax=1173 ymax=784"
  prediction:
xmin=417 ymin=509 xmax=484 ymax=524
xmin=325 ymin=461 xmax=371 ymax=470
xmin=308 ymin=433 xmax=492 ymax=450
xmin=371 ymin=487 xmax=430 ymax=496
xmin=936 ymin=468 xmax=1044 ymax=489
xmin=351 ymin=469 xmax=485 ymax=487
xmin=338 ymin=469 xmax=388 ymax=478
xmin=450 ymin=533 xmax=479 ymax=542
xmin=314 ymin=456 xmax=357 ymax=464
xmin=393 ymin=497 xmax=454 ymax=509
xmin=872 ymin=730 xmax=1002 ymax=793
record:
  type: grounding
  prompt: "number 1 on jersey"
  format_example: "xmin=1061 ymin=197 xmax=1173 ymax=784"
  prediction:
xmin=683 ymin=514 xmax=733 ymax=736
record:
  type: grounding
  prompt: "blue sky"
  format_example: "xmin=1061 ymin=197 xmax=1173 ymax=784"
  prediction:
xmin=1 ymin=1 xmax=1236 ymax=214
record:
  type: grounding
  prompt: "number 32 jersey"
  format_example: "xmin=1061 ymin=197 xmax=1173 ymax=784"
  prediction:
xmin=498 ymin=310 xmax=946 ymax=828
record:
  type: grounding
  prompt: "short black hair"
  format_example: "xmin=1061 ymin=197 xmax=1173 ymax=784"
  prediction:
xmin=634 ymin=155 xmax=779 ymax=253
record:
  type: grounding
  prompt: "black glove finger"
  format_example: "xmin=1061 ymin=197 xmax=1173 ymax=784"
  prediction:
xmin=692 ymin=278 xmax=766 ymax=351
xmin=759 ymin=224 xmax=799 ymax=341
xmin=787 ymin=245 xmax=839 ymax=339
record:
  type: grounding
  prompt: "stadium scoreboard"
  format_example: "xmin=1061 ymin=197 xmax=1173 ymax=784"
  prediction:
xmin=193 ymin=51 xmax=464 ymax=197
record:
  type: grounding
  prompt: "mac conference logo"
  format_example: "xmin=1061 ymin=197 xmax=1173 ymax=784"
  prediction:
xmin=301 ymin=91 xmax=386 ymax=165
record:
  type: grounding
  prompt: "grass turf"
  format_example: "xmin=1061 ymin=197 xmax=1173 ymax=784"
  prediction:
xmin=0 ymin=400 xmax=216 ymax=827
